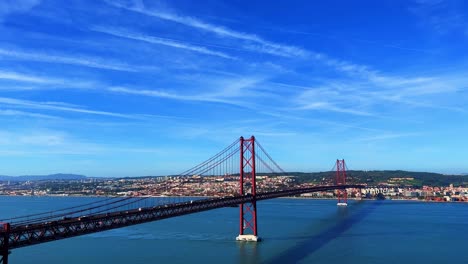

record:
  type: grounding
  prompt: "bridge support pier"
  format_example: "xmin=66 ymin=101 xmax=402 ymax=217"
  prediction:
xmin=236 ymin=234 xmax=260 ymax=242
xmin=236 ymin=136 xmax=260 ymax=242
xmin=336 ymin=159 xmax=348 ymax=206
xmin=1 ymin=223 xmax=10 ymax=264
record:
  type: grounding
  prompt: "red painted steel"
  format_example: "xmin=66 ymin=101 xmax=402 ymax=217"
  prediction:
xmin=239 ymin=136 xmax=258 ymax=237
xmin=335 ymin=159 xmax=348 ymax=204
xmin=251 ymin=137 xmax=257 ymax=236
xmin=239 ymin=137 xmax=244 ymax=235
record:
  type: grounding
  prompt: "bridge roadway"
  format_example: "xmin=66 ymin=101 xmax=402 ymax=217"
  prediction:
xmin=1 ymin=184 xmax=363 ymax=250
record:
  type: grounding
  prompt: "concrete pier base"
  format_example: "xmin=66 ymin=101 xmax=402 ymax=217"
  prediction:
xmin=236 ymin=235 xmax=261 ymax=242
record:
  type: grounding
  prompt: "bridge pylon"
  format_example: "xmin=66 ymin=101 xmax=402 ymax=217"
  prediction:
xmin=336 ymin=159 xmax=348 ymax=206
xmin=236 ymin=136 xmax=260 ymax=242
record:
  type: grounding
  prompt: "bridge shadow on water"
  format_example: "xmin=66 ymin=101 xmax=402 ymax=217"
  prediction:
xmin=260 ymin=200 xmax=383 ymax=264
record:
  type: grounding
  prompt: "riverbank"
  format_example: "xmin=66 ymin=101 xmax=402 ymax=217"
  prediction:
xmin=1 ymin=193 xmax=466 ymax=203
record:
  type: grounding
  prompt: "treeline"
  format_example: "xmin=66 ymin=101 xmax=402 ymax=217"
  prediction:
xmin=288 ymin=170 xmax=467 ymax=187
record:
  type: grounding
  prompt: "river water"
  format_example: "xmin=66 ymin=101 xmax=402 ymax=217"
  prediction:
xmin=1 ymin=196 xmax=467 ymax=264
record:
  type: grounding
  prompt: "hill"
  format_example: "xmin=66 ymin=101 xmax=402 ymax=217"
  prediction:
xmin=290 ymin=170 xmax=467 ymax=187
xmin=0 ymin=173 xmax=87 ymax=182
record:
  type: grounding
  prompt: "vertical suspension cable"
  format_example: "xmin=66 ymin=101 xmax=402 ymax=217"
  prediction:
xmin=7 ymin=137 xmax=294 ymax=225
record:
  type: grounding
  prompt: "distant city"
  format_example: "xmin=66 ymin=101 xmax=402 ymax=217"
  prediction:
xmin=0 ymin=172 xmax=466 ymax=202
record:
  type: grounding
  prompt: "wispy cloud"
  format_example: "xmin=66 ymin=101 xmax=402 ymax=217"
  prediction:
xmin=250 ymin=131 xmax=297 ymax=137
xmin=0 ymin=129 xmax=166 ymax=156
xmin=383 ymin=96 xmax=467 ymax=113
xmin=356 ymin=132 xmax=420 ymax=142
xmin=0 ymin=70 xmax=62 ymax=84
xmin=258 ymin=111 xmax=383 ymax=133
xmin=109 ymin=86 xmax=187 ymax=99
xmin=1 ymin=68 xmax=273 ymax=111
xmin=106 ymin=0 xmax=309 ymax=58
xmin=305 ymin=52 xmax=440 ymax=89
xmin=18 ymin=134 xmax=65 ymax=146
xmin=93 ymin=27 xmax=237 ymax=60
xmin=0 ymin=97 xmax=203 ymax=121
xmin=264 ymin=27 xmax=437 ymax=54
xmin=299 ymin=101 xmax=374 ymax=116
xmin=0 ymin=70 xmax=96 ymax=90
xmin=0 ymin=0 xmax=40 ymax=21
xmin=380 ymin=77 xmax=465 ymax=99
xmin=295 ymin=84 xmax=374 ymax=116
xmin=314 ymin=53 xmax=394 ymax=81
xmin=108 ymin=86 xmax=248 ymax=107
xmin=107 ymin=76 xmax=266 ymax=108
xmin=365 ymin=72 xmax=468 ymax=113
xmin=410 ymin=0 xmax=468 ymax=35
xmin=0 ymin=129 xmax=65 ymax=146
xmin=0 ymin=97 xmax=137 ymax=119
xmin=292 ymin=69 xmax=468 ymax=117
xmin=0 ymin=48 xmax=140 ymax=72
xmin=0 ymin=109 xmax=58 ymax=119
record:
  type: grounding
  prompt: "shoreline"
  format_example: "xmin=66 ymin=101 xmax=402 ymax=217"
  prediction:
xmin=1 ymin=194 xmax=466 ymax=203
xmin=279 ymin=196 xmax=467 ymax=203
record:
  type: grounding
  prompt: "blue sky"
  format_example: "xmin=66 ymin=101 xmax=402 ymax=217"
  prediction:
xmin=0 ymin=0 xmax=467 ymax=177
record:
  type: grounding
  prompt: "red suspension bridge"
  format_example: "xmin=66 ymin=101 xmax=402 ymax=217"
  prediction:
xmin=0 ymin=136 xmax=363 ymax=264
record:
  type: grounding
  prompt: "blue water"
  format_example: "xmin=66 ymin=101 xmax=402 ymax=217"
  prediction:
xmin=1 ymin=197 xmax=467 ymax=263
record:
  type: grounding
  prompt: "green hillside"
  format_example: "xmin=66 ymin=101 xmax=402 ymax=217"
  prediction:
xmin=289 ymin=170 xmax=467 ymax=187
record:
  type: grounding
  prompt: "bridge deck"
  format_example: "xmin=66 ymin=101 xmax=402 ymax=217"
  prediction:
xmin=1 ymin=184 xmax=363 ymax=249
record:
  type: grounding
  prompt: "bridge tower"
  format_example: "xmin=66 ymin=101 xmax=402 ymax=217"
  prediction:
xmin=336 ymin=159 xmax=348 ymax=206
xmin=236 ymin=136 xmax=260 ymax=242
